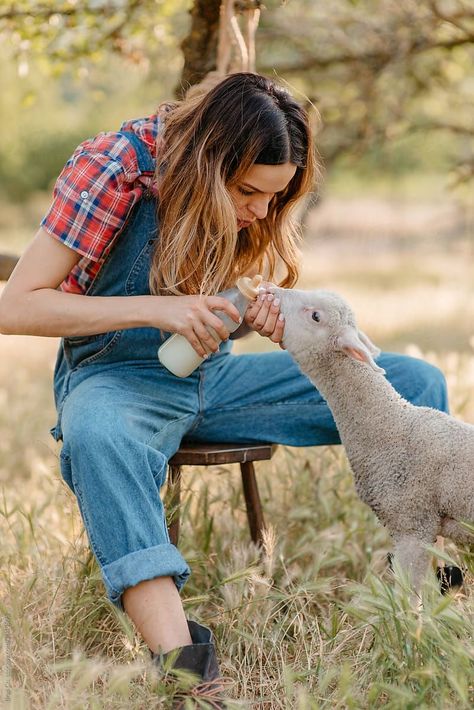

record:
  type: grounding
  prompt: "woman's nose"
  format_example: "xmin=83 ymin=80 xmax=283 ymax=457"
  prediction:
xmin=248 ymin=195 xmax=271 ymax=220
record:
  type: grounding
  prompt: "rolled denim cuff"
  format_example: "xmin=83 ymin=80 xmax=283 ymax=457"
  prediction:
xmin=102 ymin=543 xmax=191 ymax=610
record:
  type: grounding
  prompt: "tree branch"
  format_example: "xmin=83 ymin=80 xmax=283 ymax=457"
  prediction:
xmin=259 ymin=28 xmax=474 ymax=74
xmin=0 ymin=2 xmax=133 ymax=21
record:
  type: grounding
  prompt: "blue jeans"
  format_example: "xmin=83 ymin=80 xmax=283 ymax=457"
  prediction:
xmin=58 ymin=348 xmax=448 ymax=608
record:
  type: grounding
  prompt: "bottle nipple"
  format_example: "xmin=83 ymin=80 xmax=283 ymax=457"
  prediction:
xmin=236 ymin=274 xmax=263 ymax=299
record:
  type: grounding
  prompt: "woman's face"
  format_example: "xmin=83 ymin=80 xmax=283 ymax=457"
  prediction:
xmin=228 ymin=162 xmax=297 ymax=230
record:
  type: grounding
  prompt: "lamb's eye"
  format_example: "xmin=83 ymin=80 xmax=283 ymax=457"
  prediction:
xmin=312 ymin=311 xmax=321 ymax=322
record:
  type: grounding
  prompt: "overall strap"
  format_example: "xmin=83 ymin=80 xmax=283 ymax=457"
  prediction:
xmin=118 ymin=130 xmax=156 ymax=174
xmin=80 ymin=129 xmax=159 ymax=300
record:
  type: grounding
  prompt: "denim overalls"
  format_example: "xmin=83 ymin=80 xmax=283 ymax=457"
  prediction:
xmin=52 ymin=131 xmax=449 ymax=609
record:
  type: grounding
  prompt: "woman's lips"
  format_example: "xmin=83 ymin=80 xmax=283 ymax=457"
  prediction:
xmin=237 ymin=219 xmax=252 ymax=229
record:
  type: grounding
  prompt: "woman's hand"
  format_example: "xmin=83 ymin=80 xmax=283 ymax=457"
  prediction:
xmin=243 ymin=284 xmax=286 ymax=349
xmin=156 ymin=294 xmax=242 ymax=358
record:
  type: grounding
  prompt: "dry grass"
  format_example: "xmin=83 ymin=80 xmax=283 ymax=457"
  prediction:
xmin=1 ymin=192 xmax=473 ymax=708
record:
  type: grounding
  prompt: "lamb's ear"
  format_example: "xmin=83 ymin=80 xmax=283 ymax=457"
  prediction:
xmin=336 ymin=326 xmax=386 ymax=374
xmin=358 ymin=329 xmax=381 ymax=358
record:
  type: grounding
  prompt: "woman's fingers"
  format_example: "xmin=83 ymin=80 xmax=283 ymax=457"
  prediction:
xmin=246 ymin=293 xmax=285 ymax=344
xmin=270 ymin=312 xmax=285 ymax=344
xmin=207 ymin=295 xmax=241 ymax=325
xmin=182 ymin=297 xmax=239 ymax=356
xmin=179 ymin=289 xmax=285 ymax=357
xmin=254 ymin=294 xmax=279 ymax=334
xmin=192 ymin=310 xmax=236 ymax=356
xmin=192 ymin=321 xmax=221 ymax=356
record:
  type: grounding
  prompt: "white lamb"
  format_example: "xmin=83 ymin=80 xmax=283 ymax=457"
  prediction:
xmin=269 ymin=286 xmax=474 ymax=588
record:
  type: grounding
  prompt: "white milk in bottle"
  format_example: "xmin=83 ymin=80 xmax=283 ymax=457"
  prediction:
xmin=158 ymin=274 xmax=263 ymax=377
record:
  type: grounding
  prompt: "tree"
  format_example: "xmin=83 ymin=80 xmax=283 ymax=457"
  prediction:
xmin=0 ymin=0 xmax=473 ymax=183
xmin=258 ymin=0 xmax=474 ymax=184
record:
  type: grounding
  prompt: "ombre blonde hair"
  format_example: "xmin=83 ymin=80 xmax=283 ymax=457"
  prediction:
xmin=150 ymin=72 xmax=318 ymax=296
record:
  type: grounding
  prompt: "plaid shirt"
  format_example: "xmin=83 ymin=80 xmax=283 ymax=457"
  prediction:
xmin=41 ymin=112 xmax=166 ymax=294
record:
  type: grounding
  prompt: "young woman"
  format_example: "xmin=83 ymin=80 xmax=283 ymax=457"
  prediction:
xmin=0 ymin=73 xmax=448 ymax=687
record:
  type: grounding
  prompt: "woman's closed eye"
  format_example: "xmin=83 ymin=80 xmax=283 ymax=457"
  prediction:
xmin=238 ymin=186 xmax=278 ymax=198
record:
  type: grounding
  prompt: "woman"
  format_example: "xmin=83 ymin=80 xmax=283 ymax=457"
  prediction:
xmin=0 ymin=73 xmax=448 ymax=688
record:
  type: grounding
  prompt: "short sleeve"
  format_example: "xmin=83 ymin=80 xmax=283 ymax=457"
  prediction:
xmin=41 ymin=133 xmax=142 ymax=262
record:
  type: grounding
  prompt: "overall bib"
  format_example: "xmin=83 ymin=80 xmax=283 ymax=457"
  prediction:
xmin=51 ymin=132 xmax=449 ymax=609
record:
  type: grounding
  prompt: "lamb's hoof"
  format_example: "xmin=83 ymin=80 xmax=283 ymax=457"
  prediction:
xmin=436 ymin=565 xmax=464 ymax=594
xmin=387 ymin=552 xmax=393 ymax=570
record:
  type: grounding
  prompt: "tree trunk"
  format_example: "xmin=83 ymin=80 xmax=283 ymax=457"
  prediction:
xmin=176 ymin=0 xmax=222 ymax=98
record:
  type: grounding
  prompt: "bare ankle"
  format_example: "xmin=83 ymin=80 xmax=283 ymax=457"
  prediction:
xmin=122 ymin=576 xmax=192 ymax=653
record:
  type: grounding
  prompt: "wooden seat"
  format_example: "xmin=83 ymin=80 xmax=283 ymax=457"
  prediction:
xmin=167 ymin=442 xmax=277 ymax=547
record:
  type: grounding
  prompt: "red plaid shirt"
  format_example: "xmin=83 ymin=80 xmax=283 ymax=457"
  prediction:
xmin=41 ymin=112 xmax=166 ymax=294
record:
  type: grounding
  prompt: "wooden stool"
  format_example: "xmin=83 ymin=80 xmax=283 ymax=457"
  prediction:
xmin=167 ymin=442 xmax=277 ymax=547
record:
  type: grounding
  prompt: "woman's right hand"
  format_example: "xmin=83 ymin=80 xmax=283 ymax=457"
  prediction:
xmin=155 ymin=294 xmax=242 ymax=358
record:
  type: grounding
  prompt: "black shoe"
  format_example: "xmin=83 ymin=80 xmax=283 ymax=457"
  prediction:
xmin=152 ymin=620 xmax=225 ymax=708
xmin=387 ymin=554 xmax=464 ymax=595
xmin=436 ymin=565 xmax=464 ymax=594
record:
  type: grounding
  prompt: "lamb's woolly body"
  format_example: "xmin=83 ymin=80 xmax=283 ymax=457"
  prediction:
xmin=301 ymin=353 xmax=474 ymax=541
xmin=272 ymin=286 xmax=474 ymax=584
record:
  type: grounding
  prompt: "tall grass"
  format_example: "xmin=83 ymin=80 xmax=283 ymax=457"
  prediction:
xmin=1 ymin=192 xmax=473 ymax=708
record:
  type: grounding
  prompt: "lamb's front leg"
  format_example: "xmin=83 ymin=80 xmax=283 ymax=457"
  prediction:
xmin=391 ymin=535 xmax=432 ymax=596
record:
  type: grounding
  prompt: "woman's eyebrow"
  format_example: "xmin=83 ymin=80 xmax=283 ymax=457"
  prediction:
xmin=241 ymin=182 xmax=264 ymax=193
xmin=242 ymin=182 xmax=278 ymax=194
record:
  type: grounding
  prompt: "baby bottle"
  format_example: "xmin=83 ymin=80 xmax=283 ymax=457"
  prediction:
xmin=158 ymin=274 xmax=263 ymax=377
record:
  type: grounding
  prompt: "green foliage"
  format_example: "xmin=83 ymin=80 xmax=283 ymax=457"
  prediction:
xmin=258 ymin=0 xmax=474 ymax=181
xmin=0 ymin=1 xmax=191 ymax=201
xmin=0 ymin=0 xmax=472 ymax=201
xmin=0 ymin=48 xmax=181 ymax=201
xmin=1 ymin=0 xmax=190 ymax=69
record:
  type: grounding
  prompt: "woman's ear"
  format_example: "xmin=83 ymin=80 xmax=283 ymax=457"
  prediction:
xmin=336 ymin=326 xmax=385 ymax=373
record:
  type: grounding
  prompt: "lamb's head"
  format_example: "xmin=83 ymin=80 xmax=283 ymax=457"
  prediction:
xmin=268 ymin=287 xmax=385 ymax=374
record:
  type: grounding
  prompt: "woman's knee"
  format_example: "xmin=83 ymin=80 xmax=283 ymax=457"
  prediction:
xmin=60 ymin=407 xmax=168 ymax=497
xmin=408 ymin=357 xmax=448 ymax=412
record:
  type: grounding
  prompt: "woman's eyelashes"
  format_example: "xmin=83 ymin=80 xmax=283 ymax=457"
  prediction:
xmin=237 ymin=186 xmax=277 ymax=198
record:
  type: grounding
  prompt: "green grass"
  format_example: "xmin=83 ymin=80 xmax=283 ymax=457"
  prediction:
xmin=1 ymin=189 xmax=473 ymax=708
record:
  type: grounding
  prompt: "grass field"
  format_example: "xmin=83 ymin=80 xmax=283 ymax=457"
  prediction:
xmin=0 ymin=186 xmax=473 ymax=708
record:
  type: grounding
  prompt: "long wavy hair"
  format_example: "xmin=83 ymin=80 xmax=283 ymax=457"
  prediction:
xmin=151 ymin=72 xmax=318 ymax=296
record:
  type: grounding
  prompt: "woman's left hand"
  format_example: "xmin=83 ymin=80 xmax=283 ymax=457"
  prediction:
xmin=243 ymin=285 xmax=285 ymax=349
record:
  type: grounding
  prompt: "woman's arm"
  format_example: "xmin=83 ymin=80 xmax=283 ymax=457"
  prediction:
xmin=0 ymin=229 xmax=241 ymax=357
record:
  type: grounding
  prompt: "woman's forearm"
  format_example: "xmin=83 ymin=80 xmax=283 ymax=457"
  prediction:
xmin=0 ymin=288 xmax=159 ymax=337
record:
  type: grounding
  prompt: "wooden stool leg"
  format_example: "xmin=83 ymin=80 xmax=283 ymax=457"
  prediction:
xmin=168 ymin=464 xmax=182 ymax=546
xmin=240 ymin=461 xmax=266 ymax=546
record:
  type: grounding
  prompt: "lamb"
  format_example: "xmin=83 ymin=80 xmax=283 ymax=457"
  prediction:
xmin=269 ymin=286 xmax=474 ymax=589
